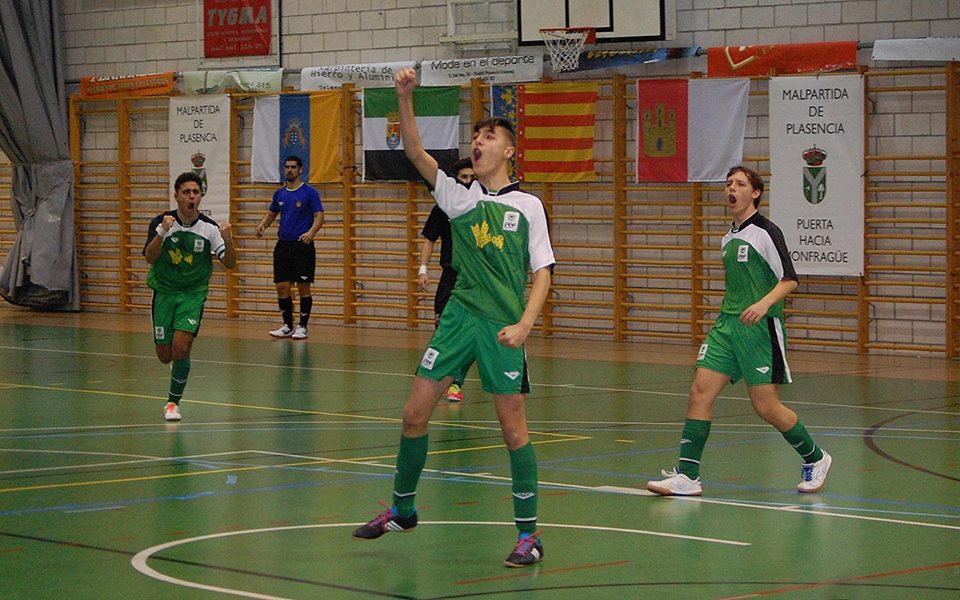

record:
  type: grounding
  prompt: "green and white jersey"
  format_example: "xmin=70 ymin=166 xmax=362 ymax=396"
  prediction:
xmin=720 ymin=212 xmax=798 ymax=318
xmin=144 ymin=211 xmax=227 ymax=294
xmin=433 ymin=169 xmax=555 ymax=325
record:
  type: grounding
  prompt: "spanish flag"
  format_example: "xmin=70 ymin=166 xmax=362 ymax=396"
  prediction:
xmin=251 ymin=92 xmax=342 ymax=183
xmin=517 ymin=82 xmax=598 ymax=182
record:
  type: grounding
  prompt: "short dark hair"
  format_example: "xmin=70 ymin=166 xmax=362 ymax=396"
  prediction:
xmin=174 ymin=171 xmax=203 ymax=193
xmin=727 ymin=165 xmax=765 ymax=207
xmin=445 ymin=157 xmax=474 ymax=178
xmin=473 ymin=117 xmax=516 ymax=147
xmin=284 ymin=155 xmax=303 ymax=168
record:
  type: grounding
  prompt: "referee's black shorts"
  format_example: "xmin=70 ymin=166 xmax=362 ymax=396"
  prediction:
xmin=273 ymin=239 xmax=316 ymax=283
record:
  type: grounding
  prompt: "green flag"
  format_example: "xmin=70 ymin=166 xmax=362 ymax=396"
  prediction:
xmin=362 ymin=86 xmax=460 ymax=181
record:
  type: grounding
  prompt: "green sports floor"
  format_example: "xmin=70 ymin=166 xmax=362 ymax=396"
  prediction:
xmin=1 ymin=309 xmax=958 ymax=599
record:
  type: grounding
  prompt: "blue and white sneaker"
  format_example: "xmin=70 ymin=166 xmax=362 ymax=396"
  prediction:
xmin=797 ymin=451 xmax=832 ymax=493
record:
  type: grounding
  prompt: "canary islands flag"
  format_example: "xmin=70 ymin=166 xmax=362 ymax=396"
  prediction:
xmin=252 ymin=92 xmax=342 ymax=183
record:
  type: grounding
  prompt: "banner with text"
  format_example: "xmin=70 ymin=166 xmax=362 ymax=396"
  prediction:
xmin=708 ymin=42 xmax=857 ymax=77
xmin=168 ymin=95 xmax=232 ymax=222
xmin=769 ymin=75 xmax=864 ymax=276
xmin=300 ymin=62 xmax=415 ymax=90
xmin=203 ymin=0 xmax=271 ymax=58
xmin=181 ymin=68 xmax=283 ymax=95
xmin=420 ymin=55 xmax=542 ymax=86
xmin=573 ymin=47 xmax=700 ymax=72
xmin=80 ymin=73 xmax=175 ymax=98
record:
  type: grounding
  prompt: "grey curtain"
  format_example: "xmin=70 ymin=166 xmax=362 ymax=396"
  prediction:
xmin=0 ymin=1 xmax=79 ymax=310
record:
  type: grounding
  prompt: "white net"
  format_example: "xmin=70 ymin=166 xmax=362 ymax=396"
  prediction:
xmin=540 ymin=28 xmax=591 ymax=72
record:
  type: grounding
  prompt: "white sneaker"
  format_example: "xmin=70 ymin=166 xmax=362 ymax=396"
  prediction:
xmin=291 ymin=325 xmax=308 ymax=340
xmin=163 ymin=402 xmax=182 ymax=422
xmin=647 ymin=468 xmax=702 ymax=496
xmin=270 ymin=324 xmax=293 ymax=338
xmin=797 ymin=450 xmax=832 ymax=493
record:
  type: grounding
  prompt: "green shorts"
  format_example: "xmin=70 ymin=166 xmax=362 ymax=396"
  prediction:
xmin=416 ymin=299 xmax=530 ymax=395
xmin=151 ymin=289 xmax=207 ymax=345
xmin=696 ymin=312 xmax=792 ymax=386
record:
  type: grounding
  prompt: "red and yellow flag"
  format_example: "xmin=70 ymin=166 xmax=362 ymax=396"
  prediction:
xmin=517 ymin=82 xmax=598 ymax=182
xmin=707 ymin=41 xmax=858 ymax=77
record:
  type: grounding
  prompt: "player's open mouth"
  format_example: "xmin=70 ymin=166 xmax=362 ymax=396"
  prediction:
xmin=188 ymin=203 xmax=195 ymax=210
xmin=473 ymin=149 xmax=481 ymax=162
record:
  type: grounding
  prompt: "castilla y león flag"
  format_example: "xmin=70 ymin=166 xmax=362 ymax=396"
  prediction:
xmin=517 ymin=82 xmax=598 ymax=182
xmin=636 ymin=79 xmax=749 ymax=182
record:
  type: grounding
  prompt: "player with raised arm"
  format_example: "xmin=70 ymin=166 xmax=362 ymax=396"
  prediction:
xmin=352 ymin=68 xmax=555 ymax=568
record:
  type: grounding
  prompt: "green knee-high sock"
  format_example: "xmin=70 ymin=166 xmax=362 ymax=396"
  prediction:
xmin=168 ymin=357 xmax=191 ymax=404
xmin=392 ymin=434 xmax=428 ymax=516
xmin=782 ymin=420 xmax=824 ymax=463
xmin=509 ymin=443 xmax=538 ymax=535
xmin=677 ymin=418 xmax=711 ymax=479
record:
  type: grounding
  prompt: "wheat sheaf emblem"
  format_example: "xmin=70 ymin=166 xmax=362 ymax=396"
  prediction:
xmin=471 ymin=221 xmax=504 ymax=250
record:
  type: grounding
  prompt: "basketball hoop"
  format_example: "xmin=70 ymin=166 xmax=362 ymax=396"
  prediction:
xmin=540 ymin=27 xmax=596 ymax=72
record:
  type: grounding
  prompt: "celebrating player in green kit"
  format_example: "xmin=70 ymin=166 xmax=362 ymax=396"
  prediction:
xmin=352 ymin=68 xmax=555 ymax=568
xmin=647 ymin=166 xmax=832 ymax=497
xmin=143 ymin=172 xmax=237 ymax=422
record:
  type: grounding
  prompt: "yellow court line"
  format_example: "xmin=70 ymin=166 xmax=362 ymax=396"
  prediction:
xmin=4 ymin=382 xmax=587 ymax=440
xmin=0 ymin=436 xmax=589 ymax=494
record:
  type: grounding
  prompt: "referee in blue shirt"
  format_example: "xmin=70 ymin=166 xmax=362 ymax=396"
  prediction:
xmin=256 ymin=155 xmax=324 ymax=339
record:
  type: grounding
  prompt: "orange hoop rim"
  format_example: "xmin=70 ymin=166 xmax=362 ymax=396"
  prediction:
xmin=539 ymin=27 xmax=597 ymax=45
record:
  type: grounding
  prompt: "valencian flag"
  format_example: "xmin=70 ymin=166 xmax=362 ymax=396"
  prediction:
xmin=362 ymin=86 xmax=460 ymax=181
xmin=491 ymin=85 xmax=519 ymax=178
xmin=636 ymin=79 xmax=749 ymax=182
xmin=707 ymin=42 xmax=858 ymax=77
xmin=492 ymin=82 xmax=598 ymax=182
xmin=251 ymin=92 xmax=342 ymax=183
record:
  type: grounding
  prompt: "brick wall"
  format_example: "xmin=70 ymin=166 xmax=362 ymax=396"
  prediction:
xmin=57 ymin=1 xmax=960 ymax=352
xmin=60 ymin=1 xmax=960 ymax=79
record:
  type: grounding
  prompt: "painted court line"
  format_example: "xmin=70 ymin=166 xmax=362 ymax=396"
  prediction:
xmin=131 ymin=521 xmax=749 ymax=599
xmin=2 ymin=344 xmax=958 ymax=417
xmin=683 ymin=496 xmax=960 ymax=532
xmin=716 ymin=559 xmax=960 ymax=599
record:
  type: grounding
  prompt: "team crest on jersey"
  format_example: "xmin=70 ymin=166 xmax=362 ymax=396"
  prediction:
xmin=471 ymin=221 xmax=504 ymax=250
xmin=421 ymin=347 xmax=439 ymax=370
xmin=167 ymin=248 xmax=193 ymax=265
xmin=154 ymin=326 xmax=165 ymax=340
xmin=737 ymin=245 xmax=749 ymax=262
xmin=502 ymin=211 xmax=520 ymax=232
xmin=194 ymin=239 xmax=205 ymax=252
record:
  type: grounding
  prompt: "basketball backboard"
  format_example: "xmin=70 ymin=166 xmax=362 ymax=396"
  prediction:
xmin=517 ymin=0 xmax=670 ymax=45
